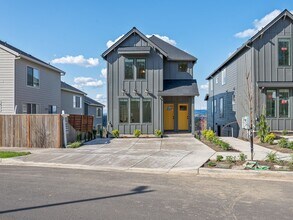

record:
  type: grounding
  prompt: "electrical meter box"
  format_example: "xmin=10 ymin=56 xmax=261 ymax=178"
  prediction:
xmin=242 ymin=116 xmax=250 ymax=130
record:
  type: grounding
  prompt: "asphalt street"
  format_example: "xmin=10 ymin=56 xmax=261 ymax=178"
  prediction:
xmin=0 ymin=166 xmax=292 ymax=220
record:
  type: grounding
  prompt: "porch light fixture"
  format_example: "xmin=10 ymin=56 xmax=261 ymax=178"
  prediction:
xmin=144 ymin=89 xmax=149 ymax=95
xmin=133 ymin=89 xmax=138 ymax=95
xmin=121 ymin=89 xmax=126 ymax=95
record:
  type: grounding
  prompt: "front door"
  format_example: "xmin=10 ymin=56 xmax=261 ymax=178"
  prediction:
xmin=178 ymin=104 xmax=188 ymax=130
xmin=164 ymin=104 xmax=174 ymax=130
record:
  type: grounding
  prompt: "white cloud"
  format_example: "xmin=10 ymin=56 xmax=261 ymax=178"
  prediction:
xmin=100 ymin=68 xmax=107 ymax=78
xmin=146 ymin=34 xmax=177 ymax=46
xmin=106 ymin=34 xmax=124 ymax=48
xmin=73 ymin=77 xmax=104 ymax=88
xmin=234 ymin=9 xmax=293 ymax=38
xmin=51 ymin=55 xmax=99 ymax=67
xmin=106 ymin=33 xmax=177 ymax=48
xmin=200 ymin=83 xmax=208 ymax=90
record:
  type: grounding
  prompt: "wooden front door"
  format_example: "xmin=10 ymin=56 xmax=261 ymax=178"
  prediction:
xmin=164 ymin=104 xmax=174 ymax=130
xmin=178 ymin=104 xmax=188 ymax=130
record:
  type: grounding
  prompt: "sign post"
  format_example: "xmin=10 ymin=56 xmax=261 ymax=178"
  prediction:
xmin=61 ymin=111 xmax=69 ymax=148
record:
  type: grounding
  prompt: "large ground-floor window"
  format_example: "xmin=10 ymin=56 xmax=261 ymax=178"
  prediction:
xmin=119 ymin=98 xmax=152 ymax=124
xmin=266 ymin=89 xmax=290 ymax=118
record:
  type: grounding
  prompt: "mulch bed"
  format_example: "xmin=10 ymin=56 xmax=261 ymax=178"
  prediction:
xmin=203 ymin=159 xmax=293 ymax=171
xmin=257 ymin=142 xmax=293 ymax=154
xmin=200 ymin=139 xmax=239 ymax=152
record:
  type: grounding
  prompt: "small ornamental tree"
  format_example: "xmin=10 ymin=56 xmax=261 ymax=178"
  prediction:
xmin=257 ymin=114 xmax=269 ymax=143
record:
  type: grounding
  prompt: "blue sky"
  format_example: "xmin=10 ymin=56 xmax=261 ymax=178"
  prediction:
xmin=1 ymin=0 xmax=292 ymax=111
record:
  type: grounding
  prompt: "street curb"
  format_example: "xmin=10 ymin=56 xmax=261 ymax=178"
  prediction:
xmin=198 ymin=167 xmax=293 ymax=181
xmin=0 ymin=159 xmax=199 ymax=175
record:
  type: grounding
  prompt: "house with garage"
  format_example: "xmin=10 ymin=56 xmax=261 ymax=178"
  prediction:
xmin=102 ymin=27 xmax=199 ymax=135
xmin=205 ymin=9 xmax=293 ymax=137
xmin=0 ymin=40 xmax=65 ymax=114
xmin=61 ymin=81 xmax=104 ymax=129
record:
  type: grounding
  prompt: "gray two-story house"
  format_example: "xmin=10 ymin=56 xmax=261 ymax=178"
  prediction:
xmin=205 ymin=9 xmax=293 ymax=137
xmin=0 ymin=40 xmax=65 ymax=114
xmin=102 ymin=27 xmax=199 ymax=135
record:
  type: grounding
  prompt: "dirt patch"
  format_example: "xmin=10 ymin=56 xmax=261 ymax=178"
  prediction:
xmin=203 ymin=159 xmax=293 ymax=171
xmin=200 ymin=139 xmax=239 ymax=152
xmin=257 ymin=142 xmax=293 ymax=154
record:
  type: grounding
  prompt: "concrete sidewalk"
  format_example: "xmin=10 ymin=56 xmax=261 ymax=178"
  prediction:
xmin=0 ymin=134 xmax=215 ymax=174
xmin=213 ymin=137 xmax=292 ymax=161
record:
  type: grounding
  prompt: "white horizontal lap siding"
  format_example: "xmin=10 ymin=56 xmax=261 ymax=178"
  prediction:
xmin=0 ymin=48 xmax=15 ymax=114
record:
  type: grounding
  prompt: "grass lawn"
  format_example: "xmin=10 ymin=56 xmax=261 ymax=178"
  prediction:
xmin=0 ymin=151 xmax=31 ymax=158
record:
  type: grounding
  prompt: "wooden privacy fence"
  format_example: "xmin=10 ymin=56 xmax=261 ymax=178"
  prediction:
xmin=68 ymin=115 xmax=94 ymax=132
xmin=0 ymin=114 xmax=62 ymax=148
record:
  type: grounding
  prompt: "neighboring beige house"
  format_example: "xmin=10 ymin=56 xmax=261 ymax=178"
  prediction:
xmin=0 ymin=40 xmax=65 ymax=114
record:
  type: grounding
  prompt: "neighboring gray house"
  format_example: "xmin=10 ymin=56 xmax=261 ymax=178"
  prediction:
xmin=61 ymin=81 xmax=104 ymax=129
xmin=0 ymin=40 xmax=65 ymax=114
xmin=84 ymin=96 xmax=104 ymax=130
xmin=102 ymin=27 xmax=199 ymax=134
xmin=205 ymin=9 xmax=293 ymax=137
xmin=61 ymin=81 xmax=86 ymax=115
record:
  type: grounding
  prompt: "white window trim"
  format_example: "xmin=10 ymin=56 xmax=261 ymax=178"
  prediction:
xmin=73 ymin=95 xmax=82 ymax=109
xmin=96 ymin=107 xmax=102 ymax=118
xmin=210 ymin=79 xmax=213 ymax=91
xmin=221 ymin=68 xmax=227 ymax=85
xmin=26 ymin=66 xmax=40 ymax=89
xmin=215 ymin=76 xmax=219 ymax=84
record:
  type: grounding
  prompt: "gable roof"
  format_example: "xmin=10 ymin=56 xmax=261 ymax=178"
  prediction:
xmin=61 ymin=81 xmax=87 ymax=95
xmin=148 ymin=35 xmax=197 ymax=62
xmin=206 ymin=9 xmax=293 ymax=80
xmin=102 ymin=27 xmax=167 ymax=58
xmin=0 ymin=40 xmax=65 ymax=74
xmin=101 ymin=27 xmax=197 ymax=62
xmin=84 ymin=96 xmax=104 ymax=107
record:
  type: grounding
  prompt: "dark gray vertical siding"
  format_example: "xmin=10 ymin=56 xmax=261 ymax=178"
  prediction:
xmin=106 ymin=34 xmax=163 ymax=134
xmin=164 ymin=61 xmax=193 ymax=79
xmin=254 ymin=17 xmax=293 ymax=131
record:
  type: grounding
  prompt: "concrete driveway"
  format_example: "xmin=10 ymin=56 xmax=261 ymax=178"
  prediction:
xmin=1 ymin=134 xmax=215 ymax=173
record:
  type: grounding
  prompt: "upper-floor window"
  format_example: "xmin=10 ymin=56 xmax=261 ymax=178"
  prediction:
xmin=278 ymin=38 xmax=291 ymax=66
xmin=27 ymin=66 xmax=39 ymax=87
xmin=214 ymin=99 xmax=217 ymax=113
xmin=219 ymin=98 xmax=224 ymax=118
xmin=125 ymin=58 xmax=134 ymax=79
xmin=96 ymin=107 xmax=102 ymax=118
xmin=124 ymin=58 xmax=146 ymax=80
xmin=73 ymin=96 xmax=82 ymax=109
xmin=215 ymin=76 xmax=219 ymax=84
xmin=137 ymin=59 xmax=146 ymax=79
xmin=48 ymin=105 xmax=57 ymax=114
xmin=221 ymin=68 xmax=226 ymax=85
xmin=178 ymin=62 xmax=188 ymax=72
xmin=210 ymin=79 xmax=213 ymax=91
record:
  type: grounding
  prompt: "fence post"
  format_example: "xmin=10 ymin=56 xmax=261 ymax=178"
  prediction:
xmin=61 ymin=111 xmax=69 ymax=148
xmin=27 ymin=114 xmax=31 ymax=148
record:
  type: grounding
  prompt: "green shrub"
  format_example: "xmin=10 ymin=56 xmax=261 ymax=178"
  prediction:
xmin=154 ymin=129 xmax=162 ymax=137
xmin=134 ymin=129 xmax=141 ymax=138
xmin=69 ymin=141 xmax=82 ymax=148
xmin=205 ymin=130 xmax=215 ymax=141
xmin=76 ymin=133 xmax=82 ymax=142
xmin=216 ymin=155 xmax=223 ymax=162
xmin=112 ymin=129 xmax=120 ymax=138
xmin=207 ymin=161 xmax=216 ymax=167
xmin=92 ymin=129 xmax=97 ymax=138
xmin=226 ymin=156 xmax=236 ymax=164
xmin=220 ymin=141 xmax=230 ymax=151
xmin=278 ymin=138 xmax=288 ymax=148
xmin=282 ymin=129 xmax=288 ymax=136
xmin=257 ymin=114 xmax=269 ymax=143
xmin=202 ymin=129 xmax=208 ymax=138
xmin=99 ymin=129 xmax=103 ymax=138
xmin=211 ymin=136 xmax=221 ymax=145
xmin=288 ymin=141 xmax=293 ymax=150
xmin=239 ymin=153 xmax=247 ymax=162
xmin=264 ymin=133 xmax=276 ymax=145
xmin=265 ymin=152 xmax=278 ymax=163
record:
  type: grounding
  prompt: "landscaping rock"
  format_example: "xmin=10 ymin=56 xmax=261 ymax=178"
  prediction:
xmin=232 ymin=165 xmax=245 ymax=170
xmin=274 ymin=165 xmax=290 ymax=171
